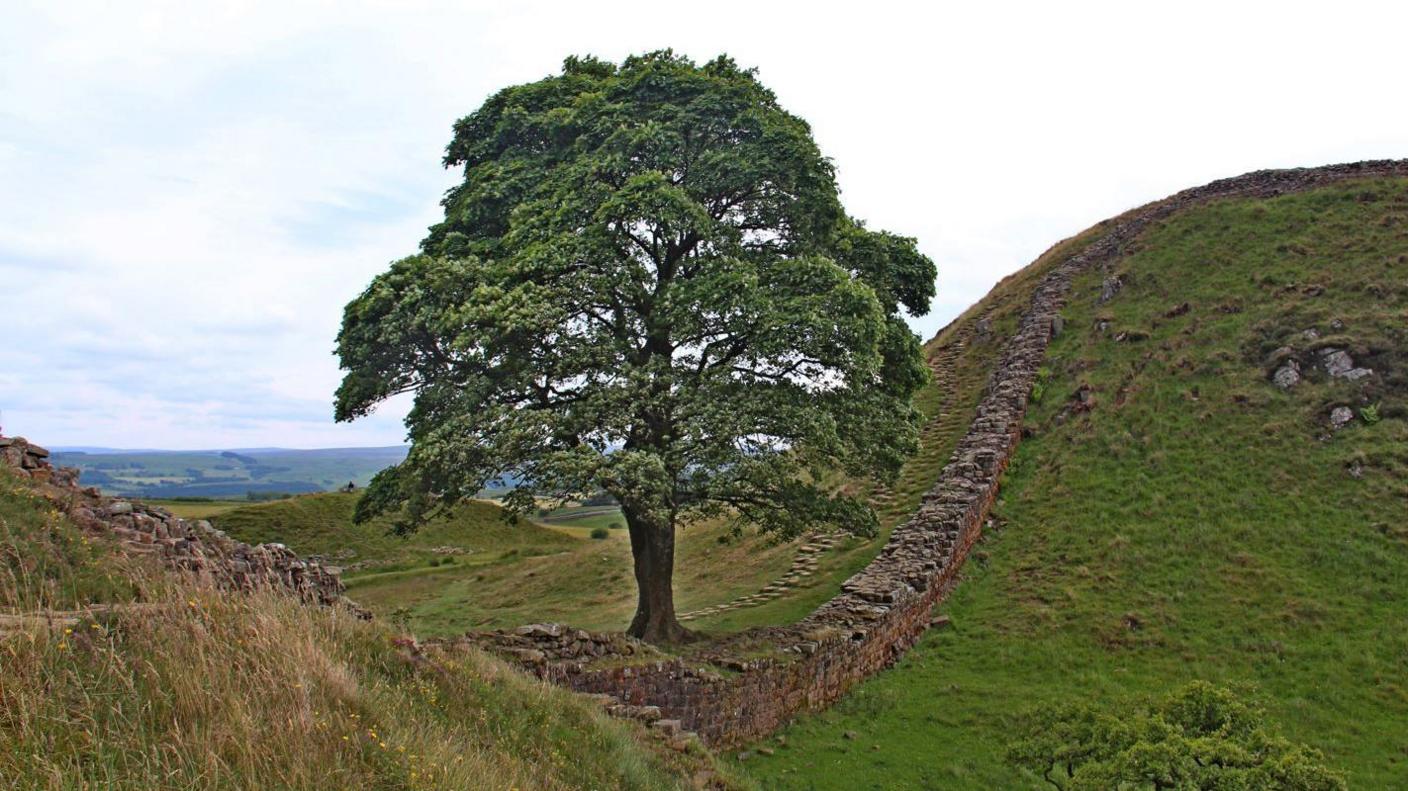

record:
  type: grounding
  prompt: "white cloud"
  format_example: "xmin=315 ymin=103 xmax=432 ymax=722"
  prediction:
xmin=2 ymin=0 xmax=1407 ymax=448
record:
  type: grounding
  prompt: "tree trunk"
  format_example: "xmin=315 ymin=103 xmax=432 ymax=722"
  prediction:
xmin=622 ymin=505 xmax=694 ymax=644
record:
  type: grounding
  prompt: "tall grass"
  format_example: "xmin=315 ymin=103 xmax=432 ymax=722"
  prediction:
xmin=0 ymin=580 xmax=722 ymax=790
xmin=1 ymin=471 xmax=742 ymax=790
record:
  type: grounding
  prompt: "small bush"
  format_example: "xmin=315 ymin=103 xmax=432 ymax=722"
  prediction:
xmin=609 ymin=521 xmax=624 ymax=530
xmin=589 ymin=527 xmax=610 ymax=540
xmin=1360 ymin=402 xmax=1381 ymax=424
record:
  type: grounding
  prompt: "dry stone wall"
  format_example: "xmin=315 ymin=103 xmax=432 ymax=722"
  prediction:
xmin=458 ymin=160 xmax=1408 ymax=747
xmin=0 ymin=436 xmax=361 ymax=612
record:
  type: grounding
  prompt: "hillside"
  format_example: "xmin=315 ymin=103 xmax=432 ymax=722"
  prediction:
xmin=212 ymin=492 xmax=576 ymax=573
xmin=0 ymin=467 xmax=744 ymax=790
xmin=50 ymin=446 xmax=408 ymax=499
xmin=210 ymin=492 xmax=826 ymax=637
xmin=743 ymin=173 xmax=1408 ymax=787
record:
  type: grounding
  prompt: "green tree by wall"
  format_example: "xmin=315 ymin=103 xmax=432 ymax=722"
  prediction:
xmin=335 ymin=51 xmax=935 ymax=643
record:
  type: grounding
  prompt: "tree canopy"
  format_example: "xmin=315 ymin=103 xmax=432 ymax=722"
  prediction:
xmin=335 ymin=51 xmax=936 ymax=641
xmin=1007 ymin=682 xmax=1347 ymax=790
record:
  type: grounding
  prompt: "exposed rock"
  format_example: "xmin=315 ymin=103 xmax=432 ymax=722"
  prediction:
xmin=1164 ymin=302 xmax=1190 ymax=318
xmin=1320 ymin=348 xmax=1373 ymax=381
xmin=974 ymin=317 xmax=992 ymax=341
xmin=516 ymin=622 xmax=565 ymax=639
xmin=1099 ymin=275 xmax=1123 ymax=303
xmin=1302 ymin=328 xmax=1320 ymax=341
xmin=1330 ymin=406 xmax=1355 ymax=430
xmin=1273 ymin=360 xmax=1301 ymax=390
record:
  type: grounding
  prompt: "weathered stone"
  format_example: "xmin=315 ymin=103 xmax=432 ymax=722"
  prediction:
xmin=1273 ymin=363 xmax=1301 ymax=390
xmin=1099 ymin=275 xmax=1123 ymax=303
xmin=1330 ymin=406 xmax=1355 ymax=430
xmin=515 ymin=622 xmax=564 ymax=639
xmin=1320 ymin=348 xmax=1354 ymax=377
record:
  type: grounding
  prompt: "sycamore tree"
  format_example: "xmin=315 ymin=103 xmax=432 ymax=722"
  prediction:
xmin=334 ymin=51 xmax=935 ymax=643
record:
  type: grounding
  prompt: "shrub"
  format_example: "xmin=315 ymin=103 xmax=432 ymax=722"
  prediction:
xmin=589 ymin=527 xmax=610 ymax=540
xmin=1360 ymin=402 xmax=1381 ymax=424
xmin=1007 ymin=681 xmax=1346 ymax=790
xmin=609 ymin=521 xmax=624 ymax=530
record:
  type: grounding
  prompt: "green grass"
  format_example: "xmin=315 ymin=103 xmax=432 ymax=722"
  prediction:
xmin=349 ymin=516 xmax=803 ymax=638
xmin=0 ymin=469 xmax=139 ymax=610
xmin=147 ymin=499 xmax=252 ymax=519
xmin=212 ymin=492 xmax=576 ymax=575
xmin=744 ymin=178 xmax=1408 ymax=788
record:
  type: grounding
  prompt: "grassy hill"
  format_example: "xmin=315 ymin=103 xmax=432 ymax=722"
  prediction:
xmin=743 ymin=176 xmax=1408 ymax=788
xmin=0 ymin=468 xmax=745 ymax=790
xmin=212 ymin=492 xmax=576 ymax=573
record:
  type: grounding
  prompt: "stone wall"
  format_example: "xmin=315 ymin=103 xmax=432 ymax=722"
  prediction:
xmin=0 ymin=436 xmax=361 ymax=613
xmin=454 ymin=160 xmax=1408 ymax=749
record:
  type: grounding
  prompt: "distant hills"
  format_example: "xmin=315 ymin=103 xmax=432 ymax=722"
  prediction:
xmin=51 ymin=446 xmax=409 ymax=499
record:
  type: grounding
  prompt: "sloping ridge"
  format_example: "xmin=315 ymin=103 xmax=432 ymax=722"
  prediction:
xmin=460 ymin=159 xmax=1408 ymax=747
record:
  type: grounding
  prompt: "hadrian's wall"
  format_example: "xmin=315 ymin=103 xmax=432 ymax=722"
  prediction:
xmin=459 ymin=159 xmax=1408 ymax=748
xmin=0 ymin=436 xmax=361 ymax=613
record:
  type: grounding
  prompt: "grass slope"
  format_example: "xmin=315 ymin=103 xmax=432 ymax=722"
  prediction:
xmin=745 ymin=177 xmax=1408 ymax=788
xmin=0 ymin=474 xmax=745 ymax=790
xmin=0 ymin=469 xmax=139 ymax=610
xmin=213 ymin=492 xmax=576 ymax=574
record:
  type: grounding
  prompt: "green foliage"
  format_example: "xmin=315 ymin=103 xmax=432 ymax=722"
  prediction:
xmin=590 ymin=527 xmax=610 ymax=540
xmin=1358 ymin=402 xmax=1381 ymax=424
xmin=1007 ymin=682 xmax=1345 ymax=790
xmin=212 ymin=492 xmax=572 ymax=577
xmin=335 ymin=51 xmax=935 ymax=544
xmin=1031 ymin=366 xmax=1052 ymax=404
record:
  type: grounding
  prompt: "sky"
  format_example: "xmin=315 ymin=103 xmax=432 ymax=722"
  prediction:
xmin=3 ymin=0 xmax=1407 ymax=449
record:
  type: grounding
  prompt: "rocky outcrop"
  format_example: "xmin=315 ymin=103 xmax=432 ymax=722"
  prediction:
xmin=0 ymin=435 xmax=362 ymax=613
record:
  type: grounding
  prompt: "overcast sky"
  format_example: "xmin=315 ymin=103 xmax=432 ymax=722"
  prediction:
xmin=3 ymin=1 xmax=1406 ymax=449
